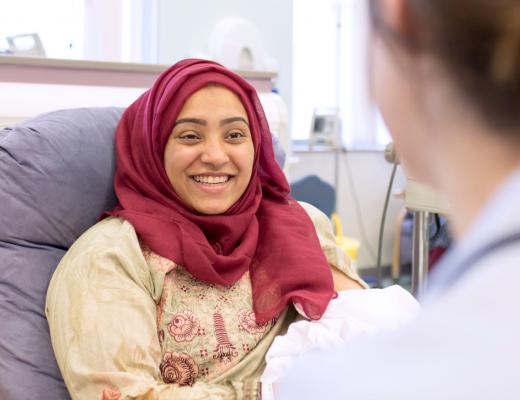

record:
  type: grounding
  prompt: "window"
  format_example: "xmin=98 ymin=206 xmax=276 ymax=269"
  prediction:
xmin=83 ymin=0 xmax=156 ymax=63
xmin=0 ymin=0 xmax=84 ymax=59
xmin=0 ymin=0 xmax=156 ymax=63
xmin=292 ymin=0 xmax=338 ymax=141
xmin=292 ymin=0 xmax=386 ymax=147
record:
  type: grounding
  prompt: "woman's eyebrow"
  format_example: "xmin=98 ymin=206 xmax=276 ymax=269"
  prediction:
xmin=174 ymin=118 xmax=206 ymax=127
xmin=219 ymin=117 xmax=249 ymax=127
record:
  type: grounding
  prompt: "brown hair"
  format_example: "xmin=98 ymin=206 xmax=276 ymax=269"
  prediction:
xmin=370 ymin=0 xmax=520 ymax=131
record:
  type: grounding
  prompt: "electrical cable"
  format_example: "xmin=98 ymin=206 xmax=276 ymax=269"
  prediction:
xmin=431 ymin=213 xmax=441 ymax=241
xmin=344 ymin=156 xmax=378 ymax=264
xmin=376 ymin=162 xmax=398 ymax=288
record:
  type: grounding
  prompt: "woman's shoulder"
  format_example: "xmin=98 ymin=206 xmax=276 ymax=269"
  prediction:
xmin=296 ymin=201 xmax=339 ymax=264
xmin=58 ymin=217 xmax=143 ymax=270
xmin=297 ymin=201 xmax=333 ymax=234
xmin=47 ymin=217 xmax=153 ymax=307
xmin=297 ymin=201 xmax=368 ymax=289
xmin=71 ymin=217 xmax=138 ymax=250
xmin=297 ymin=201 xmax=326 ymax=216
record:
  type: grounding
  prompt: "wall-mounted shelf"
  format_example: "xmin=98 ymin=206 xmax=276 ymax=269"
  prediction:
xmin=405 ymin=179 xmax=450 ymax=214
xmin=0 ymin=56 xmax=277 ymax=91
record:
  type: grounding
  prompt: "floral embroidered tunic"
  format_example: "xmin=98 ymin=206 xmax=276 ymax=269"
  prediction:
xmin=144 ymin=245 xmax=278 ymax=387
xmin=46 ymin=202 xmax=366 ymax=400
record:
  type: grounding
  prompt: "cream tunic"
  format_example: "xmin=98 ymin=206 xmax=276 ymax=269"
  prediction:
xmin=46 ymin=202 xmax=365 ymax=400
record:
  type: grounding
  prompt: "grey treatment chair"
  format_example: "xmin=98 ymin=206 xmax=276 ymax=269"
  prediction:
xmin=0 ymin=107 xmax=285 ymax=400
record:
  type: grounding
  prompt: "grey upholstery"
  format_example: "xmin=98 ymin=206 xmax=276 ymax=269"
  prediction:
xmin=0 ymin=107 xmax=123 ymax=400
xmin=290 ymin=175 xmax=336 ymax=217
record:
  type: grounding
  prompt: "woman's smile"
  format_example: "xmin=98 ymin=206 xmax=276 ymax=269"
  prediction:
xmin=189 ymin=174 xmax=235 ymax=193
xmin=191 ymin=174 xmax=232 ymax=185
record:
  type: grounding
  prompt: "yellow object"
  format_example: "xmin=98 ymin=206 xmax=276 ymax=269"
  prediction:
xmin=331 ymin=212 xmax=361 ymax=261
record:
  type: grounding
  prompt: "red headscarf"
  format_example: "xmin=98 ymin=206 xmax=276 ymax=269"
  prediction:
xmin=107 ymin=59 xmax=334 ymax=323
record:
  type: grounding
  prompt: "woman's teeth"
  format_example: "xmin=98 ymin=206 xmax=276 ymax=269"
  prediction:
xmin=192 ymin=175 xmax=230 ymax=184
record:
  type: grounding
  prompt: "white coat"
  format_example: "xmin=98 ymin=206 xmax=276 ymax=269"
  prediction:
xmin=275 ymin=167 xmax=520 ymax=400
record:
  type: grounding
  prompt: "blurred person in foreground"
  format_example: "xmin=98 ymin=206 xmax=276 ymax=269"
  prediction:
xmin=273 ymin=0 xmax=520 ymax=399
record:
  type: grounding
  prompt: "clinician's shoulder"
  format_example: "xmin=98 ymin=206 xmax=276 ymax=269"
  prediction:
xmin=432 ymin=244 xmax=520 ymax=318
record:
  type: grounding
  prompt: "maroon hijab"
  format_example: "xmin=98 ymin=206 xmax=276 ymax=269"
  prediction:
xmin=107 ymin=59 xmax=334 ymax=323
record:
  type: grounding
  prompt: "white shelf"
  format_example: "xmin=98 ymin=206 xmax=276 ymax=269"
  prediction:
xmin=0 ymin=55 xmax=277 ymax=91
xmin=405 ymin=178 xmax=450 ymax=214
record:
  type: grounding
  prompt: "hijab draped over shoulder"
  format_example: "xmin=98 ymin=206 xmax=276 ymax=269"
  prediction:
xmin=107 ymin=59 xmax=335 ymax=323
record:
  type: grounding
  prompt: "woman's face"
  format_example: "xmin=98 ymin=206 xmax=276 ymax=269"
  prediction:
xmin=164 ymin=85 xmax=255 ymax=214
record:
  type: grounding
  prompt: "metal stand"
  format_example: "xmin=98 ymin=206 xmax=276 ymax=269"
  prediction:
xmin=411 ymin=211 xmax=429 ymax=298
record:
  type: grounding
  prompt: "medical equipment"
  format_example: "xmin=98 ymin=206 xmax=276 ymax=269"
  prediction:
xmin=405 ymin=179 xmax=450 ymax=297
xmin=208 ymin=17 xmax=277 ymax=72
xmin=258 ymin=90 xmax=292 ymax=176
xmin=381 ymin=142 xmax=450 ymax=296
xmin=375 ymin=159 xmax=399 ymax=288
xmin=5 ymin=33 xmax=46 ymax=57
xmin=309 ymin=107 xmax=342 ymax=150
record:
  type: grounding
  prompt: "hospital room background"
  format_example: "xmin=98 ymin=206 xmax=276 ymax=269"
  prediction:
xmin=0 ymin=0 xmax=449 ymax=292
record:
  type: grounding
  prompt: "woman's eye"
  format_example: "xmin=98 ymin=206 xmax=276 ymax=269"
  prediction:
xmin=178 ymin=132 xmax=200 ymax=141
xmin=227 ymin=131 xmax=245 ymax=140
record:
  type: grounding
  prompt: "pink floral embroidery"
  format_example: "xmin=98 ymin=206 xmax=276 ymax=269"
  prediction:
xmin=237 ymin=309 xmax=267 ymax=334
xmin=168 ymin=311 xmax=200 ymax=342
xmin=160 ymin=352 xmax=199 ymax=386
xmin=100 ymin=387 xmax=121 ymax=400
xmin=213 ymin=309 xmax=238 ymax=365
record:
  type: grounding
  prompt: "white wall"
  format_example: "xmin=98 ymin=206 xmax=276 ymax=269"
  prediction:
xmin=155 ymin=0 xmax=293 ymax=124
xmin=0 ymin=82 xmax=145 ymax=127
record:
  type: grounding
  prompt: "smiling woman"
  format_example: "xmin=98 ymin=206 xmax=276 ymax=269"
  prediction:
xmin=45 ymin=59 xmax=366 ymax=400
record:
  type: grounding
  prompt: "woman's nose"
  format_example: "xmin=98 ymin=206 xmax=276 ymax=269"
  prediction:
xmin=200 ymin=138 xmax=230 ymax=167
